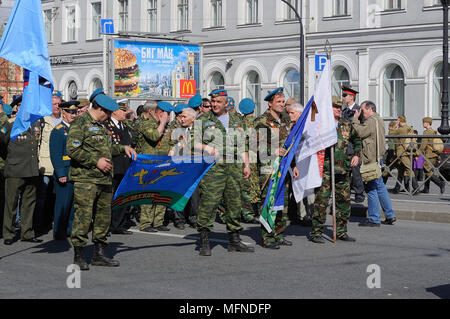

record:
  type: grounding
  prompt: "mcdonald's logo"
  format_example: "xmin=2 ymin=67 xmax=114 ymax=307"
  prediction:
xmin=180 ymin=80 xmax=196 ymax=98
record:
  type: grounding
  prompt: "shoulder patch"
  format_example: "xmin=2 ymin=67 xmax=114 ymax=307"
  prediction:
xmin=0 ymin=126 xmax=6 ymax=134
xmin=55 ymin=123 xmax=63 ymax=130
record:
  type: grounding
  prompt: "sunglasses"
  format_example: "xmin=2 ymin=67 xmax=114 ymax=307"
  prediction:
xmin=203 ymin=105 xmax=212 ymax=108
xmin=63 ymin=109 xmax=78 ymax=114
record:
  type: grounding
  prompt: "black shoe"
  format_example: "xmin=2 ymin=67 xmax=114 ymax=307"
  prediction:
xmin=337 ymin=234 xmax=356 ymax=242
xmin=141 ymin=227 xmax=157 ymax=233
xmin=263 ymin=242 xmax=280 ymax=249
xmin=354 ymin=195 xmax=365 ymax=203
xmin=277 ymin=238 xmax=293 ymax=246
xmin=310 ymin=236 xmax=325 ymax=244
xmin=299 ymin=219 xmax=313 ymax=227
xmin=4 ymin=239 xmax=14 ymax=245
xmin=111 ymin=229 xmax=133 ymax=235
xmin=199 ymin=231 xmax=211 ymax=256
xmin=74 ymin=246 xmax=89 ymax=271
xmin=174 ymin=223 xmax=185 ymax=230
xmin=359 ymin=221 xmax=380 ymax=227
xmin=156 ymin=225 xmax=170 ymax=231
xmin=21 ymin=237 xmax=43 ymax=243
xmin=228 ymin=232 xmax=255 ymax=252
xmin=91 ymin=243 xmax=120 ymax=267
xmin=381 ymin=217 xmax=397 ymax=225
xmin=53 ymin=234 xmax=67 ymax=241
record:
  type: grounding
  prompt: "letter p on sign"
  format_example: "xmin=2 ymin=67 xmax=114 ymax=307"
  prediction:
xmin=315 ymin=55 xmax=328 ymax=72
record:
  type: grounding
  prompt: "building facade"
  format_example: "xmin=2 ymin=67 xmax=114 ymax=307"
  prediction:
xmin=41 ymin=0 xmax=448 ymax=130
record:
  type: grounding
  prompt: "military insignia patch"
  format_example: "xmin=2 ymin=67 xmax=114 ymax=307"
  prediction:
xmin=72 ymin=140 xmax=81 ymax=147
xmin=89 ymin=126 xmax=99 ymax=132
xmin=0 ymin=126 xmax=6 ymax=134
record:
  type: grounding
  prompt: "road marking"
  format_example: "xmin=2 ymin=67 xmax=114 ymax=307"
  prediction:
xmin=129 ymin=229 xmax=253 ymax=245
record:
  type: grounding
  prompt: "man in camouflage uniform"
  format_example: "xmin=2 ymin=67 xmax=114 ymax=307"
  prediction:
xmin=391 ymin=116 xmax=419 ymax=193
xmin=239 ymin=98 xmax=260 ymax=224
xmin=192 ymin=89 xmax=254 ymax=256
xmin=309 ymin=97 xmax=361 ymax=244
xmin=133 ymin=100 xmax=174 ymax=232
xmin=419 ymin=117 xmax=445 ymax=194
xmin=67 ymin=88 xmax=136 ymax=270
xmin=255 ymin=87 xmax=291 ymax=249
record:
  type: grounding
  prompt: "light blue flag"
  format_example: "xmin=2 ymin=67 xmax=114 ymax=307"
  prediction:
xmin=0 ymin=0 xmax=53 ymax=140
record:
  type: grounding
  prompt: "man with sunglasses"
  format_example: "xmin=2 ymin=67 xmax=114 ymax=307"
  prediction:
xmin=341 ymin=86 xmax=365 ymax=203
xmin=200 ymin=98 xmax=212 ymax=114
xmin=49 ymin=101 xmax=79 ymax=240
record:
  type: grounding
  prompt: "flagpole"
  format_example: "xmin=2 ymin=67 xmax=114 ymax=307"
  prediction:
xmin=331 ymin=146 xmax=336 ymax=243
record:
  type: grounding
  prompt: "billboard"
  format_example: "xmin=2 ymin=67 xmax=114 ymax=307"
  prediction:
xmin=113 ymin=40 xmax=200 ymax=99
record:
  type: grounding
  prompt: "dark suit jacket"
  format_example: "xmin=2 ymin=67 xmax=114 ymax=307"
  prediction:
xmin=50 ymin=122 xmax=71 ymax=179
xmin=104 ymin=119 xmax=132 ymax=176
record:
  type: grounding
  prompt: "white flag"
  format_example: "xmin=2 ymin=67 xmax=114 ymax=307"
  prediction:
xmin=290 ymin=59 xmax=337 ymax=202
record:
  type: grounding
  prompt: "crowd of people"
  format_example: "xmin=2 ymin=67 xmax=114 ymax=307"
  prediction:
xmin=0 ymin=84 xmax=446 ymax=270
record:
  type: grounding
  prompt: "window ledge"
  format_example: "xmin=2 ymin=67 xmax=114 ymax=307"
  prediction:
xmin=202 ymin=26 xmax=226 ymax=32
xmin=170 ymin=30 xmax=192 ymax=34
xmin=237 ymin=23 xmax=262 ymax=29
xmin=274 ymin=19 xmax=300 ymax=25
xmin=86 ymin=38 xmax=102 ymax=42
xmin=376 ymin=9 xmax=406 ymax=16
xmin=423 ymin=5 xmax=443 ymax=12
xmin=62 ymin=41 xmax=78 ymax=44
xmin=322 ymin=15 xmax=352 ymax=21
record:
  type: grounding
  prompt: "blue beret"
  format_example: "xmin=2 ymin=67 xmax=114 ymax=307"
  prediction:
xmin=209 ymin=89 xmax=228 ymax=97
xmin=3 ymin=104 xmax=12 ymax=116
xmin=157 ymin=101 xmax=173 ymax=113
xmin=89 ymin=88 xmax=105 ymax=103
xmin=52 ymin=90 xmax=62 ymax=97
xmin=188 ymin=94 xmax=202 ymax=108
xmin=94 ymin=94 xmax=118 ymax=112
xmin=227 ymin=97 xmax=235 ymax=107
xmin=173 ymin=103 xmax=187 ymax=114
xmin=264 ymin=87 xmax=284 ymax=102
xmin=239 ymin=98 xmax=255 ymax=115
xmin=0 ymin=100 xmax=3 ymax=104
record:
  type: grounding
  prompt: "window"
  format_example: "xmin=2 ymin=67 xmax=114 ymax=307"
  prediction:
xmin=283 ymin=69 xmax=300 ymax=100
xmin=210 ymin=72 xmax=225 ymax=92
xmin=119 ymin=0 xmax=129 ymax=31
xmin=246 ymin=0 xmax=259 ymax=24
xmin=283 ymin=0 xmax=299 ymax=20
xmin=211 ymin=0 xmax=223 ymax=27
xmin=91 ymin=78 xmax=103 ymax=96
xmin=148 ymin=0 xmax=158 ymax=32
xmin=332 ymin=67 xmax=350 ymax=98
xmin=92 ymin=2 xmax=102 ymax=38
xmin=44 ymin=9 xmax=53 ymax=42
xmin=66 ymin=6 xmax=76 ymax=41
xmin=433 ymin=63 xmax=450 ymax=117
xmin=385 ymin=0 xmax=403 ymax=10
xmin=178 ymin=0 xmax=189 ymax=30
xmin=333 ymin=0 xmax=348 ymax=16
xmin=383 ymin=65 xmax=404 ymax=117
xmin=246 ymin=71 xmax=261 ymax=114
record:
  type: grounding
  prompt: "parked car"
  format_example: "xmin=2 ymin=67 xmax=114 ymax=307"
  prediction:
xmin=439 ymin=137 xmax=450 ymax=181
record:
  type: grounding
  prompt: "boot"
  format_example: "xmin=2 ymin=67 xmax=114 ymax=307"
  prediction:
xmin=73 ymin=246 xmax=89 ymax=271
xmin=199 ymin=231 xmax=211 ymax=256
xmin=251 ymin=203 xmax=260 ymax=218
xmin=431 ymin=175 xmax=446 ymax=194
xmin=227 ymin=232 xmax=255 ymax=253
xmin=420 ymin=180 xmax=430 ymax=193
xmin=91 ymin=243 xmax=120 ymax=267
xmin=411 ymin=177 xmax=419 ymax=195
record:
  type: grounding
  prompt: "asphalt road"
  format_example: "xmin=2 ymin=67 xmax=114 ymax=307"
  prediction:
xmin=0 ymin=216 xmax=449 ymax=300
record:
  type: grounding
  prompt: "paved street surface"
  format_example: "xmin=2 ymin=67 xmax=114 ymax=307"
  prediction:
xmin=0 ymin=216 xmax=449 ymax=299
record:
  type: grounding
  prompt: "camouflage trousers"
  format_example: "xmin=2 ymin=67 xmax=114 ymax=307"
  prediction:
xmin=259 ymin=173 xmax=289 ymax=245
xmin=71 ymin=182 xmax=112 ymax=247
xmin=139 ymin=204 xmax=166 ymax=230
xmin=241 ymin=163 xmax=260 ymax=221
xmin=310 ymin=172 xmax=351 ymax=239
xmin=197 ymin=163 xmax=243 ymax=234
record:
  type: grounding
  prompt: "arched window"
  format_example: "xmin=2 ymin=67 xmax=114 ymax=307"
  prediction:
xmin=210 ymin=72 xmax=225 ymax=91
xmin=383 ymin=64 xmax=404 ymax=117
xmin=332 ymin=66 xmax=350 ymax=97
xmin=433 ymin=62 xmax=450 ymax=117
xmin=283 ymin=68 xmax=300 ymax=100
xmin=90 ymin=78 xmax=103 ymax=96
xmin=246 ymin=71 xmax=261 ymax=114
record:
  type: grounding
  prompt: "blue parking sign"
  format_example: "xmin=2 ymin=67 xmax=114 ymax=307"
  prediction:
xmin=315 ymin=55 xmax=328 ymax=72
xmin=101 ymin=19 xmax=114 ymax=34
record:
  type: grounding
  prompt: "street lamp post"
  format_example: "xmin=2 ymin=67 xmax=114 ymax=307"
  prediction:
xmin=281 ymin=0 xmax=304 ymax=105
xmin=439 ymin=0 xmax=450 ymax=135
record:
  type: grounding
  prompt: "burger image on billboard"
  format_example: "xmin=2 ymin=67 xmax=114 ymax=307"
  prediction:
xmin=114 ymin=48 xmax=140 ymax=97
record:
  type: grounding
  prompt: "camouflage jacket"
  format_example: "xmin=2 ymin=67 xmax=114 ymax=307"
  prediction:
xmin=67 ymin=111 xmax=124 ymax=185
xmin=191 ymin=110 xmax=247 ymax=162
xmin=133 ymin=114 xmax=175 ymax=156
xmin=324 ymin=117 xmax=361 ymax=175
xmin=254 ymin=109 xmax=290 ymax=173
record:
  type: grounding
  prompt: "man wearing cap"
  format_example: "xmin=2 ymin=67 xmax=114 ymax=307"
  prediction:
xmin=391 ymin=115 xmax=419 ymax=193
xmin=34 ymin=90 xmax=63 ymax=235
xmin=192 ymin=89 xmax=254 ymax=256
xmin=341 ymin=86 xmax=365 ymax=203
xmin=254 ymin=87 xmax=291 ymax=249
xmin=103 ymin=100 xmax=135 ymax=235
xmin=310 ymin=97 xmax=361 ymax=243
xmin=188 ymin=94 xmax=202 ymax=115
xmin=200 ymin=98 xmax=212 ymax=114
xmin=133 ymin=100 xmax=174 ymax=233
xmin=67 ymin=89 xmax=136 ymax=270
xmin=419 ymin=117 xmax=445 ymax=194
xmin=77 ymin=98 xmax=90 ymax=116
xmin=239 ymin=98 xmax=260 ymax=224
xmin=49 ymin=101 xmax=79 ymax=240
xmin=0 ymin=98 xmax=44 ymax=245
